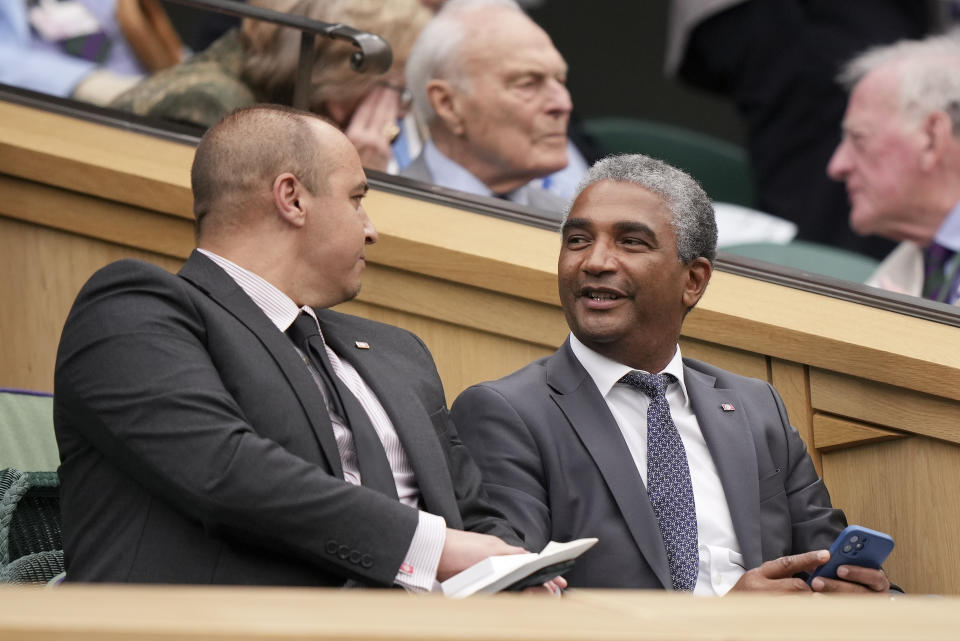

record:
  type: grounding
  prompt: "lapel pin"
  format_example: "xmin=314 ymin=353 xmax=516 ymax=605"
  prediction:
xmin=721 ymin=403 xmax=736 ymax=412
xmin=354 ymin=340 xmax=371 ymax=350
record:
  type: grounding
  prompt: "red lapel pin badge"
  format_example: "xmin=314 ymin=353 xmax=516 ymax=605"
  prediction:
xmin=720 ymin=403 xmax=736 ymax=412
xmin=354 ymin=340 xmax=370 ymax=349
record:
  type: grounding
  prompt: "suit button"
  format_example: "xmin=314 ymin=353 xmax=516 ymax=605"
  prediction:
xmin=338 ymin=545 xmax=350 ymax=560
xmin=361 ymin=554 xmax=373 ymax=568
xmin=325 ymin=541 xmax=338 ymax=554
xmin=349 ymin=551 xmax=361 ymax=564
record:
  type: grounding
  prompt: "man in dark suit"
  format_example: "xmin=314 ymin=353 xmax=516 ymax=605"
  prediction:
xmin=452 ymin=154 xmax=892 ymax=594
xmin=53 ymin=105 xmax=538 ymax=589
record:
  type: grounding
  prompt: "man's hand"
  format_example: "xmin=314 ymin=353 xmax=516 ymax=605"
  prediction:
xmin=436 ymin=528 xmax=526 ymax=582
xmin=343 ymin=86 xmax=400 ymax=172
xmin=810 ymin=565 xmax=891 ymax=593
xmin=523 ymin=576 xmax=568 ymax=596
xmin=728 ymin=550 xmax=829 ymax=593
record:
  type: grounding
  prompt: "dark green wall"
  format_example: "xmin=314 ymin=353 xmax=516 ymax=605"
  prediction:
xmin=527 ymin=1 xmax=746 ymax=146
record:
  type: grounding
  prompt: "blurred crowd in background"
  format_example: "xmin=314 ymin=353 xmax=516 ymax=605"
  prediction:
xmin=3 ymin=0 xmax=960 ymax=304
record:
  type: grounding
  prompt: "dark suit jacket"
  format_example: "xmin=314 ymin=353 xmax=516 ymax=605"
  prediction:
xmin=451 ymin=340 xmax=846 ymax=589
xmin=54 ymin=251 xmax=517 ymax=585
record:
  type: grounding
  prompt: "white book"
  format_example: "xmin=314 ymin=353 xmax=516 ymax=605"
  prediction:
xmin=440 ymin=538 xmax=598 ymax=598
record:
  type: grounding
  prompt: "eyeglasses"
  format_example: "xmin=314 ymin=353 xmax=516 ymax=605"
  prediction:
xmin=379 ymin=81 xmax=413 ymax=111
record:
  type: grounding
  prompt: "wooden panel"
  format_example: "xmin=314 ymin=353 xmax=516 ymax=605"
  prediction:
xmin=0 ymin=101 xmax=194 ymax=218
xmin=810 ymin=369 xmax=960 ymax=445
xmin=686 ymin=273 xmax=960 ymax=402
xmin=821 ymin=437 xmax=960 ymax=594
xmin=5 ymin=99 xmax=960 ymax=407
xmin=365 ymin=188 xmax=562 ymax=307
xmin=0 ymin=173 xmax=193 ymax=258
xmin=338 ymin=300 xmax=555 ymax=400
xmin=0 ymin=217 xmax=183 ymax=392
xmin=813 ymin=414 xmax=908 ymax=451
xmin=2 ymin=585 xmax=960 ymax=641
xmin=356 ymin=263 xmax=567 ymax=349
xmin=679 ymin=337 xmax=768 ymax=381
xmin=769 ymin=359 xmax=819 ymax=475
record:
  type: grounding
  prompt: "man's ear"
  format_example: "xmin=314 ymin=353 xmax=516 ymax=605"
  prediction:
xmin=920 ymin=110 xmax=954 ymax=172
xmin=427 ymin=79 xmax=465 ymax=136
xmin=273 ymin=172 xmax=307 ymax=227
xmin=682 ymin=257 xmax=713 ymax=309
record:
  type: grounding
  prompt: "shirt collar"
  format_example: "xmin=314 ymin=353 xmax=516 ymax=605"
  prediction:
xmin=422 ymin=140 xmax=531 ymax=205
xmin=568 ymin=333 xmax=689 ymax=405
xmin=197 ymin=248 xmax=318 ymax=331
xmin=932 ymin=200 xmax=960 ymax=252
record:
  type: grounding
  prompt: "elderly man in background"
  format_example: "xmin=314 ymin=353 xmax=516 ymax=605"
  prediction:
xmin=401 ymin=0 xmax=571 ymax=215
xmin=827 ymin=35 xmax=960 ymax=305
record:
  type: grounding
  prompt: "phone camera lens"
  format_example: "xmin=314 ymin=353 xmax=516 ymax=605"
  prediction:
xmin=849 ymin=535 xmax=860 ymax=543
xmin=842 ymin=544 xmax=853 ymax=553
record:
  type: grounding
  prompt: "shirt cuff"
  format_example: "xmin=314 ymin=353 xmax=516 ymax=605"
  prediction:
xmin=394 ymin=510 xmax=446 ymax=592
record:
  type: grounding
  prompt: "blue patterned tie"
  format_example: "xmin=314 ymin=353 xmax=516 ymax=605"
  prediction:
xmin=620 ymin=371 xmax=698 ymax=591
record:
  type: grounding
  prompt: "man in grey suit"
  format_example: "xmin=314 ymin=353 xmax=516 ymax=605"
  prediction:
xmin=400 ymin=0 xmax=569 ymax=215
xmin=453 ymin=154 xmax=892 ymax=594
xmin=54 ymin=105 xmax=543 ymax=588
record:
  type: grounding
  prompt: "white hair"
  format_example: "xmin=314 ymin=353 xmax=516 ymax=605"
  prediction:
xmin=839 ymin=33 xmax=960 ymax=133
xmin=405 ymin=0 xmax=523 ymax=125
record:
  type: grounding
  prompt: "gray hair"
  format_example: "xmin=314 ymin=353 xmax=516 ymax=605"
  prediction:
xmin=406 ymin=0 xmax=522 ymax=125
xmin=838 ymin=33 xmax=960 ymax=134
xmin=565 ymin=154 xmax=718 ymax=264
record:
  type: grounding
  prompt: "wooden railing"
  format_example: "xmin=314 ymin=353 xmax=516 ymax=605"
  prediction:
xmin=1 ymin=584 xmax=959 ymax=641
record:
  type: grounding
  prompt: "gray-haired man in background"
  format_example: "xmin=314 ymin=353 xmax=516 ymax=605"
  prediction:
xmin=828 ymin=35 xmax=960 ymax=305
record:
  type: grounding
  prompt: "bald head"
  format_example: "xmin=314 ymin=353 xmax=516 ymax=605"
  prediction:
xmin=407 ymin=0 xmax=529 ymax=125
xmin=191 ymin=105 xmax=331 ymax=238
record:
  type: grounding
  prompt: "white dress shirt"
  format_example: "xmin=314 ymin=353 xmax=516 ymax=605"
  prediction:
xmin=198 ymin=249 xmax=445 ymax=591
xmin=569 ymin=334 xmax=745 ymax=595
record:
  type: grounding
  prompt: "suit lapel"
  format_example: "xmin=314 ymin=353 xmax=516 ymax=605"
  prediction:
xmin=683 ymin=363 xmax=762 ymax=569
xmin=315 ymin=310 xmax=459 ymax=522
xmin=178 ymin=251 xmax=343 ymax=478
xmin=548 ymin=342 xmax=672 ymax=589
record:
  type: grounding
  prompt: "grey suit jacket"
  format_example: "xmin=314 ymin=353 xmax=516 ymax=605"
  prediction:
xmin=452 ymin=340 xmax=846 ymax=589
xmin=400 ymin=151 xmax=566 ymax=217
xmin=54 ymin=251 xmax=517 ymax=585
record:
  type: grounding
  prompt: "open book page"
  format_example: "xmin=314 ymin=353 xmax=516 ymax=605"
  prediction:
xmin=440 ymin=538 xmax=598 ymax=598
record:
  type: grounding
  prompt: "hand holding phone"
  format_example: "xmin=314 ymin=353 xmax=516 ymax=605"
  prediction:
xmin=807 ymin=525 xmax=894 ymax=586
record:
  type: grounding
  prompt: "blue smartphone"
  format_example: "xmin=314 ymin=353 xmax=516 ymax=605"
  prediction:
xmin=807 ymin=525 xmax=894 ymax=584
